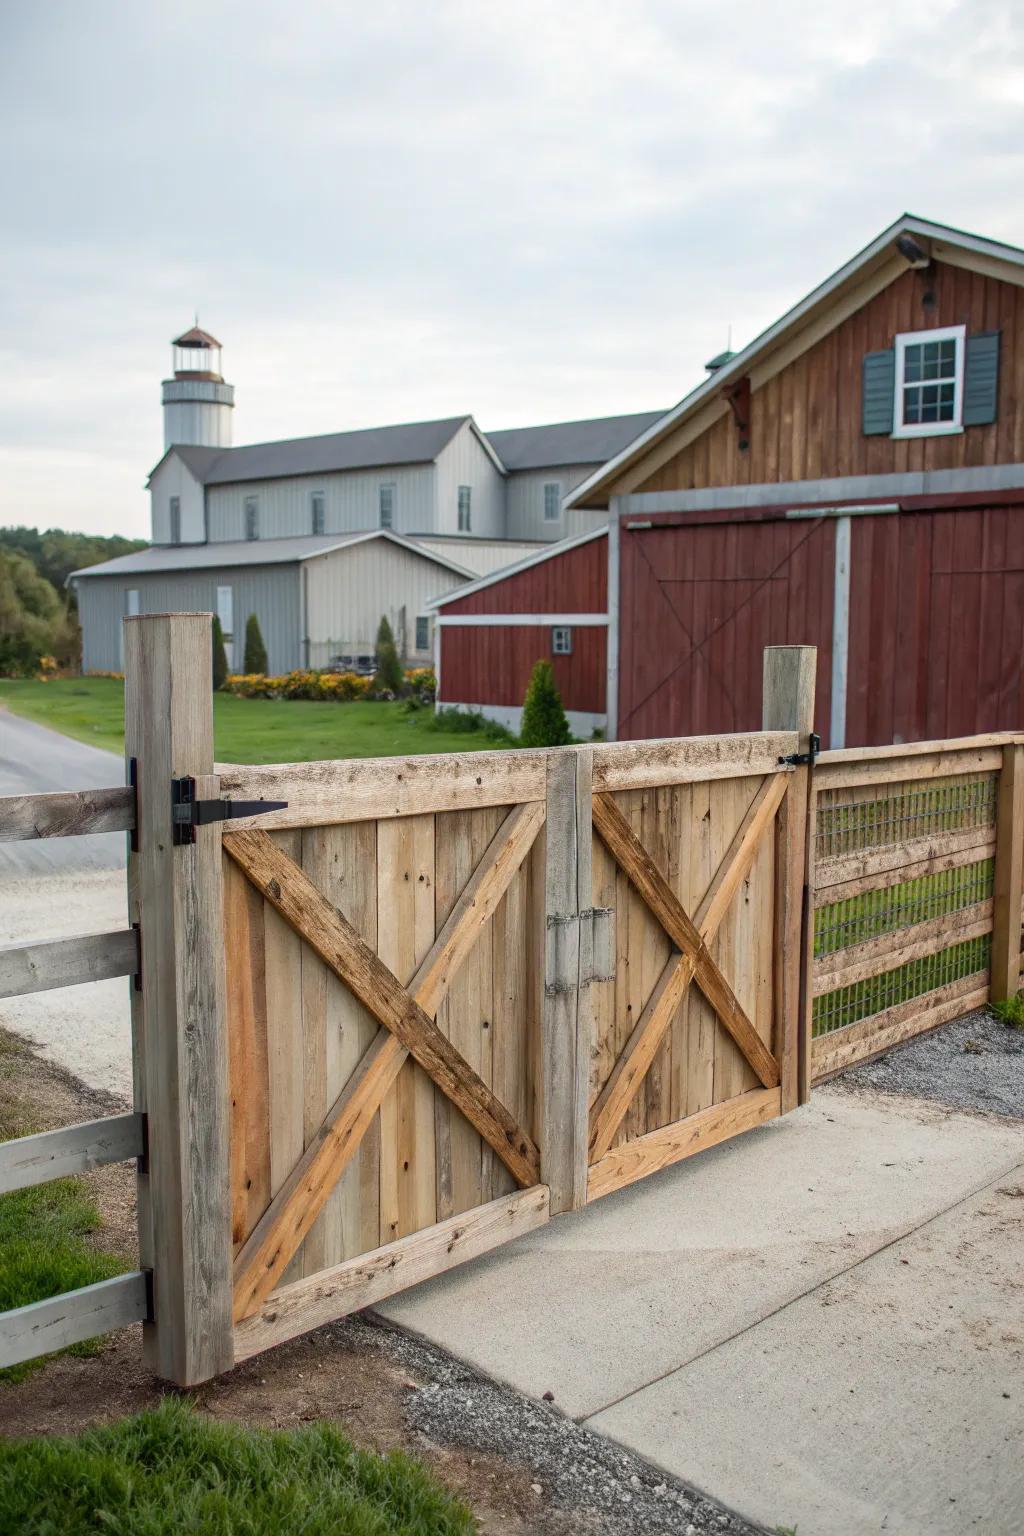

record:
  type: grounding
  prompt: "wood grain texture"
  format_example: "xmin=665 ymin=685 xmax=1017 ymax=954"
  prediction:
xmin=0 ymin=929 xmax=138 ymax=1000
xmin=991 ymin=743 xmax=1024 ymax=1000
xmin=124 ymin=614 xmax=234 ymax=1387
xmin=224 ymin=829 xmax=540 ymax=1188
xmin=587 ymin=1088 xmax=782 ymax=1201
xmin=815 ymin=824 xmax=998 ymax=890
xmin=0 ymin=1272 xmax=150 ymax=1371
xmin=592 ymin=793 xmax=780 ymax=1089
xmin=216 ymin=752 xmax=546 ymax=830
xmin=233 ymin=1187 xmax=550 ymax=1362
xmin=814 ymin=747 xmax=1004 ymax=791
xmin=814 ymin=835 xmax=996 ymax=906
xmin=0 ymin=786 xmax=134 ymax=841
xmin=0 ymin=1113 xmax=144 ymax=1194
xmin=813 ymin=902 xmax=994 ymax=995
xmin=592 ymin=734 xmax=796 ymax=792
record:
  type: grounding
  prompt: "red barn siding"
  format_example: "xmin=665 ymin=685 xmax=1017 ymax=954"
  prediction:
xmin=617 ymin=514 xmax=834 ymax=742
xmin=442 ymin=626 xmax=606 ymax=712
xmin=616 ymin=503 xmax=1024 ymax=748
xmin=442 ymin=534 xmax=606 ymax=615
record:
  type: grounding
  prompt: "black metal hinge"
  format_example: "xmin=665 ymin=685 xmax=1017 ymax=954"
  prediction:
xmin=171 ymin=776 xmax=288 ymax=846
xmin=778 ymin=732 xmax=820 ymax=768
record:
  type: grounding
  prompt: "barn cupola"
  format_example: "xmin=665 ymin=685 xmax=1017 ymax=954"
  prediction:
xmin=161 ymin=323 xmax=235 ymax=450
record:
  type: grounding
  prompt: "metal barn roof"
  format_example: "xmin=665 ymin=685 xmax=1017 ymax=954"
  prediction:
xmin=68 ymin=530 xmax=475 ymax=582
xmin=149 ymin=416 xmax=474 ymax=487
xmin=484 ymin=410 xmax=668 ymax=471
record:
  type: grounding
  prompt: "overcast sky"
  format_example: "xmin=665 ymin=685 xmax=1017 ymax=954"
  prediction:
xmin=1 ymin=0 xmax=1023 ymax=539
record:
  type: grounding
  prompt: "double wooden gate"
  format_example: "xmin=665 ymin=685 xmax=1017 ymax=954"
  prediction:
xmin=212 ymin=646 xmax=814 ymax=1375
xmin=0 ymin=617 xmax=815 ymax=1386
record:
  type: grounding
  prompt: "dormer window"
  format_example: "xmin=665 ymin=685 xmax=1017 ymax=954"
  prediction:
xmin=892 ymin=325 xmax=965 ymax=437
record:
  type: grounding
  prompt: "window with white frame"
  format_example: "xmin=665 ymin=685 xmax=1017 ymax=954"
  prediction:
xmin=457 ymin=485 xmax=472 ymax=532
xmin=893 ymin=325 xmax=965 ymax=437
xmin=216 ymin=585 xmax=234 ymax=637
xmin=552 ymin=626 xmax=572 ymax=655
xmin=415 ymin=615 xmax=430 ymax=652
xmin=379 ymin=484 xmax=395 ymax=529
xmin=543 ymin=482 xmax=561 ymax=522
xmin=126 ymin=589 xmax=140 ymax=617
xmin=169 ymin=496 xmax=181 ymax=545
xmin=244 ymin=495 xmax=259 ymax=540
xmin=311 ymin=491 xmax=325 ymax=534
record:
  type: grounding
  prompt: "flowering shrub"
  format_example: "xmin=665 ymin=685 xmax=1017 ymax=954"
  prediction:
xmin=36 ymin=655 xmax=58 ymax=681
xmin=405 ymin=666 xmax=436 ymax=700
xmin=85 ymin=670 xmax=125 ymax=681
xmin=225 ymin=670 xmax=374 ymax=701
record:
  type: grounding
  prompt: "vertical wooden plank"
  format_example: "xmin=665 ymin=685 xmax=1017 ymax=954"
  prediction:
xmin=225 ymin=859 xmax=270 ymax=1253
xmin=541 ymin=747 xmax=591 ymax=1212
xmin=684 ymin=778 xmax=715 ymax=1116
xmin=763 ymin=644 xmax=816 ymax=1108
xmin=124 ymin=612 xmax=233 ymax=1386
xmin=991 ymin=743 xmax=1024 ymax=1002
xmin=377 ymin=814 xmax=436 ymax=1243
xmin=263 ymin=830 xmax=304 ymax=1284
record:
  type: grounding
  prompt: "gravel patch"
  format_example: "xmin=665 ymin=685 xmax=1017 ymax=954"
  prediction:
xmin=349 ymin=1313 xmax=764 ymax=1536
xmin=833 ymin=1008 xmax=1024 ymax=1119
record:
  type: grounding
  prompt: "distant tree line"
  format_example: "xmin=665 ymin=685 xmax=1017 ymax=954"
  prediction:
xmin=0 ymin=525 xmax=146 ymax=675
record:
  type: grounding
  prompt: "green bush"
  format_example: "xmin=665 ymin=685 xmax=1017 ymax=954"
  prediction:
xmin=428 ymin=706 xmax=518 ymax=745
xmin=991 ymin=992 xmax=1024 ymax=1030
xmin=373 ymin=615 xmax=405 ymax=696
xmin=0 ymin=1397 xmax=475 ymax=1534
xmin=519 ymin=659 xmax=572 ymax=747
xmin=243 ymin=613 xmax=268 ymax=674
xmin=0 ymin=549 xmax=75 ymax=676
xmin=211 ymin=615 xmax=229 ymax=691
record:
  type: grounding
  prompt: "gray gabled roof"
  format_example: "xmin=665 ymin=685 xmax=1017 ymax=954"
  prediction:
xmin=68 ymin=529 xmax=475 ymax=582
xmin=148 ymin=416 xmax=474 ymax=487
xmin=484 ymin=410 xmax=668 ymax=471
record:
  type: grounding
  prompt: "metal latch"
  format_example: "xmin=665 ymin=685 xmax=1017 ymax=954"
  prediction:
xmin=171 ymin=776 xmax=288 ymax=845
xmin=778 ymin=732 xmax=820 ymax=768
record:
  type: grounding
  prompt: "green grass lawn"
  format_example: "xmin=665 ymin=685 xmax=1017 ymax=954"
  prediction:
xmin=0 ymin=678 xmax=515 ymax=764
xmin=0 ymin=1396 xmax=475 ymax=1534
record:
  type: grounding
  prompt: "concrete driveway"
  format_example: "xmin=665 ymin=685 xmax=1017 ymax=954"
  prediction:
xmin=0 ymin=710 xmax=129 ymax=1095
xmin=383 ymin=1062 xmax=1024 ymax=1535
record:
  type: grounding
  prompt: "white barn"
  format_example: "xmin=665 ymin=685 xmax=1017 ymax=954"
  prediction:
xmin=72 ymin=326 xmax=664 ymax=673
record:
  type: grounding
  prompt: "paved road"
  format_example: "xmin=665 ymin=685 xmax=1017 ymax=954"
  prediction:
xmin=0 ymin=709 xmax=126 ymax=877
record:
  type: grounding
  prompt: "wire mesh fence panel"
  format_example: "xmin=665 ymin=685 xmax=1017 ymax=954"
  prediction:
xmin=814 ymin=857 xmax=995 ymax=957
xmin=815 ymin=774 xmax=997 ymax=862
xmin=812 ymin=933 xmax=991 ymax=1038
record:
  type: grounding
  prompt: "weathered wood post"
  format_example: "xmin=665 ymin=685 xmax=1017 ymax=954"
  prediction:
xmin=541 ymin=745 xmax=594 ymax=1212
xmin=763 ymin=645 xmax=817 ymax=1109
xmin=125 ymin=612 xmax=234 ymax=1384
xmin=991 ymin=741 xmax=1024 ymax=1003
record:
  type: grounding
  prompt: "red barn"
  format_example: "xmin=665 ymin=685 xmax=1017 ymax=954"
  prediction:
xmin=429 ymin=528 xmax=608 ymax=736
xmin=564 ymin=213 xmax=1024 ymax=748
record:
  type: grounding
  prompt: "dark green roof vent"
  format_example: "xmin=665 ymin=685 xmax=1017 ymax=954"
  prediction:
xmin=705 ymin=349 xmax=737 ymax=374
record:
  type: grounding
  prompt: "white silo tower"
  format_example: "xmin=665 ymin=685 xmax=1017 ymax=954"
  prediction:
xmin=161 ymin=324 xmax=235 ymax=449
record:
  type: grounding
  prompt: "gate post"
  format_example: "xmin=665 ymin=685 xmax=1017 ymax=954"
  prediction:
xmin=991 ymin=742 xmax=1024 ymax=1003
xmin=763 ymin=646 xmax=817 ymax=1110
xmin=541 ymin=745 xmax=593 ymax=1212
xmin=125 ymin=613 xmax=234 ymax=1385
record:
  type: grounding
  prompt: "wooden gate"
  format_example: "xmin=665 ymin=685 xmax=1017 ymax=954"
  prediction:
xmin=584 ymin=725 xmax=807 ymax=1203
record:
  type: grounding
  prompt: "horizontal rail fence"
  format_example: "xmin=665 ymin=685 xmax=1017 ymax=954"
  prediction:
xmin=809 ymin=736 xmax=1023 ymax=1079
xmin=0 ymin=781 xmax=148 ymax=1371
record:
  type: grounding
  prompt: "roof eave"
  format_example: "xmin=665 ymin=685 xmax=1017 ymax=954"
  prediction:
xmin=426 ymin=524 xmax=608 ymax=609
xmin=564 ymin=214 xmax=1024 ymax=511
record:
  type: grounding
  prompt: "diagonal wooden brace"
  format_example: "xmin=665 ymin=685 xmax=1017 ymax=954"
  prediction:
xmin=226 ymin=802 xmax=544 ymax=1318
xmin=589 ymin=786 xmax=782 ymax=1159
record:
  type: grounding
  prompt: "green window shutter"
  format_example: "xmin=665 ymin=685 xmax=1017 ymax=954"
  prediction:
xmin=862 ymin=348 xmax=895 ymax=435
xmin=962 ymin=330 xmax=1000 ymax=426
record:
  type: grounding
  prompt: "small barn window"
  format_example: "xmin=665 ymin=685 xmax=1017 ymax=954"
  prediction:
xmin=244 ymin=495 xmax=259 ymax=540
xmin=457 ymin=485 xmax=472 ymax=532
xmin=552 ymin=626 xmax=572 ymax=655
xmin=415 ymin=615 xmax=430 ymax=652
xmin=379 ymin=484 xmax=395 ymax=529
xmin=311 ymin=491 xmax=325 ymax=534
xmin=126 ymin=589 xmax=140 ymax=617
xmin=893 ymin=325 xmax=965 ymax=437
xmin=543 ymin=483 xmax=561 ymax=521
xmin=216 ymin=585 xmax=234 ymax=637
xmin=169 ymin=496 xmax=181 ymax=545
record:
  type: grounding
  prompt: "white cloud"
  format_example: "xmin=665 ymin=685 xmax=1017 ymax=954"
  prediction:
xmin=0 ymin=0 xmax=1022 ymax=533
